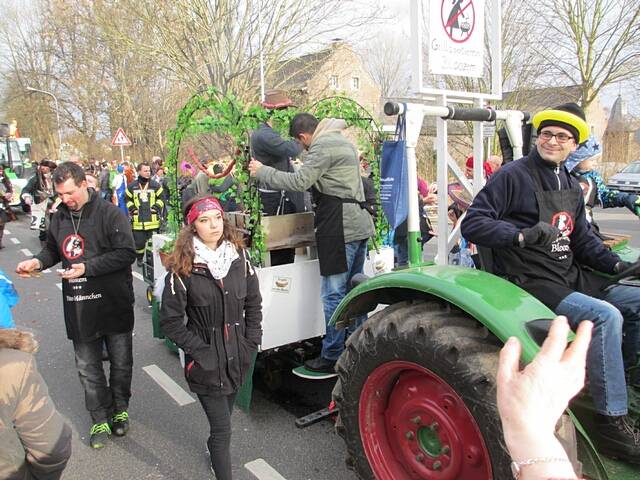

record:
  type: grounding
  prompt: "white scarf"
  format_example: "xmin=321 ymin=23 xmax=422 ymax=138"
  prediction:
xmin=193 ymin=237 xmax=239 ymax=280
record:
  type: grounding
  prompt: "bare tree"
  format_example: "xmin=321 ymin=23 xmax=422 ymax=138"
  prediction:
xmin=95 ymin=0 xmax=383 ymax=102
xmin=1 ymin=0 xmax=385 ymax=159
xmin=0 ymin=0 xmax=61 ymax=158
xmin=532 ymin=0 xmax=640 ymax=108
xmin=359 ymin=32 xmax=411 ymax=97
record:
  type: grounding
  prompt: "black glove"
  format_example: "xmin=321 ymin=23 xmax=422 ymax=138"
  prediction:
xmin=520 ymin=222 xmax=561 ymax=248
xmin=622 ymin=194 xmax=640 ymax=216
xmin=614 ymin=261 xmax=634 ymax=274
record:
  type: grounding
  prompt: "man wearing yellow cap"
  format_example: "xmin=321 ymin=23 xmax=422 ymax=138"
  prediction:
xmin=461 ymin=103 xmax=640 ymax=462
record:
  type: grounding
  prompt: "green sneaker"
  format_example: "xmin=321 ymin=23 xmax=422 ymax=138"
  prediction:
xmin=89 ymin=422 xmax=111 ymax=449
xmin=111 ymin=411 xmax=129 ymax=437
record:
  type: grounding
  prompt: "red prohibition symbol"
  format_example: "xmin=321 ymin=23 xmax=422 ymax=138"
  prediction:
xmin=441 ymin=0 xmax=476 ymax=43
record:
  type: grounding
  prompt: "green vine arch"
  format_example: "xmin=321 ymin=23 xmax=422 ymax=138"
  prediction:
xmin=165 ymin=88 xmax=388 ymax=263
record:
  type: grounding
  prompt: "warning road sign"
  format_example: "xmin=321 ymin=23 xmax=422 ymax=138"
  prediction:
xmin=111 ymin=128 xmax=132 ymax=147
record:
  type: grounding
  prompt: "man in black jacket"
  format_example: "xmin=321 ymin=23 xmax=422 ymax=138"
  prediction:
xmin=251 ymin=90 xmax=303 ymax=265
xmin=16 ymin=162 xmax=137 ymax=450
xmin=461 ymin=103 xmax=640 ymax=462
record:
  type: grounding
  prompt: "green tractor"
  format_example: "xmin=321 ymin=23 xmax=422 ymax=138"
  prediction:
xmin=149 ymin=87 xmax=640 ymax=479
xmin=328 ymin=101 xmax=640 ymax=479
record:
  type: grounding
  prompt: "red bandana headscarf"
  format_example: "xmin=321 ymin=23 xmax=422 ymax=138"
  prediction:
xmin=186 ymin=197 xmax=224 ymax=225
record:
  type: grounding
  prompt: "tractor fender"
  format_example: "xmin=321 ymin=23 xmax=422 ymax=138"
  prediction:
xmin=332 ymin=265 xmax=554 ymax=363
xmin=332 ymin=264 xmax=611 ymax=478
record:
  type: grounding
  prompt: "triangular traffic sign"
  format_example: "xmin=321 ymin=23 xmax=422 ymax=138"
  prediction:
xmin=111 ymin=128 xmax=132 ymax=147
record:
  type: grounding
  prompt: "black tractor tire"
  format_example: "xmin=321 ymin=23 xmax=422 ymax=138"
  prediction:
xmin=333 ymin=300 xmax=510 ymax=479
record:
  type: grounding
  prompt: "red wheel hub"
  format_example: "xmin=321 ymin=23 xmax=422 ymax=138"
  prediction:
xmin=359 ymin=361 xmax=492 ymax=479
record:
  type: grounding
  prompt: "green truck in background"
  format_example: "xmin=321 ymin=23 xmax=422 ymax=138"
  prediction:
xmin=1 ymin=122 xmax=30 ymax=206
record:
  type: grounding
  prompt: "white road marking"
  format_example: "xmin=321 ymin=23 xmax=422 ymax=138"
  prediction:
xmin=3 ymin=229 xmax=10 ymax=235
xmin=132 ymin=271 xmax=144 ymax=282
xmin=142 ymin=364 xmax=195 ymax=406
xmin=244 ymin=459 xmax=287 ymax=480
xmin=20 ymin=248 xmax=33 ymax=257
xmin=10 ymin=237 xmax=20 ymax=244
xmin=56 ymin=283 xmax=62 ymax=290
xmin=43 ymin=269 xmax=51 ymax=273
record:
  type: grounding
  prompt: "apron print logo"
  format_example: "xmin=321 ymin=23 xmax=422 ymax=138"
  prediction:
xmin=551 ymin=211 xmax=574 ymax=238
xmin=62 ymin=233 xmax=85 ymax=260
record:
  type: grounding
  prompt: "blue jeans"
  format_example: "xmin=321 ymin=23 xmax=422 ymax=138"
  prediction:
xmin=320 ymin=239 xmax=368 ymax=361
xmin=555 ymin=285 xmax=640 ymax=416
xmin=73 ymin=331 xmax=133 ymax=423
xmin=394 ymin=236 xmax=408 ymax=266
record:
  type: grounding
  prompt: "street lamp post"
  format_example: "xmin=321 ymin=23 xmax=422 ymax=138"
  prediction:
xmin=26 ymin=87 xmax=63 ymax=160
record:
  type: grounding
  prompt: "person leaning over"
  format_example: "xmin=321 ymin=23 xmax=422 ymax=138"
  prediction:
xmin=461 ymin=102 xmax=640 ymax=462
xmin=15 ymin=162 xmax=136 ymax=450
xmin=250 ymin=90 xmax=304 ymax=265
xmin=126 ymin=162 xmax=164 ymax=266
xmin=249 ymin=113 xmax=375 ymax=374
xmin=159 ymin=196 xmax=262 ymax=480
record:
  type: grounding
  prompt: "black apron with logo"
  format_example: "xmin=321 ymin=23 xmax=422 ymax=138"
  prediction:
xmin=312 ymin=188 xmax=365 ymax=277
xmin=496 ymin=156 xmax=609 ymax=309
xmin=59 ymin=215 xmax=135 ymax=342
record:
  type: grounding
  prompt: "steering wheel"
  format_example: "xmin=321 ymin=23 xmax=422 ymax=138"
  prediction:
xmin=602 ymin=260 xmax=640 ymax=290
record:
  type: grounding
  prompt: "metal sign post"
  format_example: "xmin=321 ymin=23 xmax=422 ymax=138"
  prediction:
xmin=400 ymin=0 xmax=508 ymax=265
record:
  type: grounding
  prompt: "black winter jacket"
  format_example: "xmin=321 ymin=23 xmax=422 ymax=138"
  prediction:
xmin=461 ymin=148 xmax=619 ymax=275
xmin=35 ymin=189 xmax=136 ymax=341
xmin=159 ymin=250 xmax=262 ymax=396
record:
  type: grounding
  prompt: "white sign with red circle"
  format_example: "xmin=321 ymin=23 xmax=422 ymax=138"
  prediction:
xmin=428 ymin=0 xmax=485 ymax=78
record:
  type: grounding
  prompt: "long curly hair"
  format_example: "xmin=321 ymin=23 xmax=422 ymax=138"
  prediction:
xmin=166 ymin=195 xmax=245 ymax=277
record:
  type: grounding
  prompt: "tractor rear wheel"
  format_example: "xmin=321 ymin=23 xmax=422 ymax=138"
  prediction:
xmin=333 ymin=300 xmax=509 ymax=479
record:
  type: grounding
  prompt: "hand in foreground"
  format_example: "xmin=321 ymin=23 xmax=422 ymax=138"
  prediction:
xmin=16 ymin=259 xmax=42 ymax=278
xmin=521 ymin=221 xmax=560 ymax=247
xmin=60 ymin=263 xmax=85 ymax=280
xmin=248 ymin=158 xmax=263 ymax=177
xmin=497 ymin=316 xmax=591 ymax=478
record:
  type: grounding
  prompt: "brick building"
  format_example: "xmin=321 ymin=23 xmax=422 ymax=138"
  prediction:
xmin=271 ymin=41 xmax=381 ymax=117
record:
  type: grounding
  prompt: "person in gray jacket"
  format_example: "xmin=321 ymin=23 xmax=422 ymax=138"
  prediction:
xmin=249 ymin=113 xmax=375 ymax=373
xmin=0 ymin=299 xmax=71 ymax=480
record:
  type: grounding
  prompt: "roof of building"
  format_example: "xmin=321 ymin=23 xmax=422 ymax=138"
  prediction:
xmin=606 ymin=95 xmax=631 ymax=132
xmin=501 ymin=85 xmax=583 ymax=112
xmin=271 ymin=45 xmax=336 ymax=90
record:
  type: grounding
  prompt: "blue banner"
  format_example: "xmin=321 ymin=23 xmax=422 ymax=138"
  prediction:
xmin=380 ymin=114 xmax=408 ymax=229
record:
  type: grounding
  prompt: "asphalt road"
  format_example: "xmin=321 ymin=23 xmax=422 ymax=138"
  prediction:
xmin=2 ymin=206 xmax=638 ymax=480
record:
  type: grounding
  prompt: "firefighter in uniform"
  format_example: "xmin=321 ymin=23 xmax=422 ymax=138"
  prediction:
xmin=126 ymin=162 xmax=164 ymax=266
